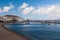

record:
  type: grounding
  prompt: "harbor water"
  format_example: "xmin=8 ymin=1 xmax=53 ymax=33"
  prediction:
xmin=4 ymin=23 xmax=60 ymax=40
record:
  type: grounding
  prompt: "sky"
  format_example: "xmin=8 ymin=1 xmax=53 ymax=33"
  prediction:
xmin=0 ymin=0 xmax=60 ymax=20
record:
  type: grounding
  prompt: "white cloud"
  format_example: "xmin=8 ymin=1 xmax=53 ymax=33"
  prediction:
xmin=22 ymin=6 xmax=34 ymax=14
xmin=19 ymin=2 xmax=60 ymax=19
xmin=3 ymin=6 xmax=11 ymax=12
xmin=19 ymin=2 xmax=28 ymax=9
xmin=32 ymin=5 xmax=55 ymax=14
xmin=0 ymin=3 xmax=14 ymax=13
xmin=0 ymin=8 xmax=2 ymax=12
xmin=19 ymin=2 xmax=34 ymax=14
xmin=32 ymin=5 xmax=60 ymax=19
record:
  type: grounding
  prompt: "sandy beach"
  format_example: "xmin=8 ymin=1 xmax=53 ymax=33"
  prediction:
xmin=0 ymin=24 xmax=30 ymax=40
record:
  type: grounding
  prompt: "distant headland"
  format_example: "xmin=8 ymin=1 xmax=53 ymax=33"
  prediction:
xmin=0 ymin=15 xmax=60 ymax=24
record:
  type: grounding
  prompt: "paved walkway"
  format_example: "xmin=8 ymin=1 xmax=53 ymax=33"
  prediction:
xmin=0 ymin=25 xmax=30 ymax=40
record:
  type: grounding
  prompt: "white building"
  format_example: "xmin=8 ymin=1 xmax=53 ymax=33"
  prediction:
xmin=0 ymin=15 xmax=24 ymax=22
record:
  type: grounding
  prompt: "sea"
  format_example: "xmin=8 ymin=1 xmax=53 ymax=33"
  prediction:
xmin=4 ymin=23 xmax=60 ymax=40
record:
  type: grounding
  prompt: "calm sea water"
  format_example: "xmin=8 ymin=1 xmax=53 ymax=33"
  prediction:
xmin=4 ymin=24 xmax=60 ymax=40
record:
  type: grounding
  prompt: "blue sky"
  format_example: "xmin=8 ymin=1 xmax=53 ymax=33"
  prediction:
xmin=0 ymin=0 xmax=60 ymax=20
